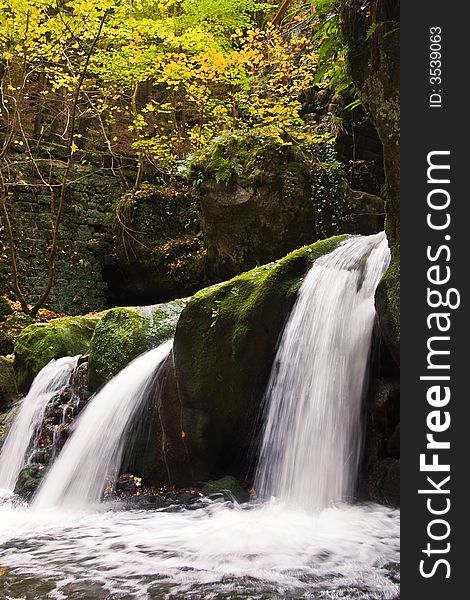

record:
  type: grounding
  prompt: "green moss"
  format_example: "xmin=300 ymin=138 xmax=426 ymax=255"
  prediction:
xmin=14 ymin=316 xmax=99 ymax=392
xmin=376 ymin=252 xmax=400 ymax=362
xmin=181 ymin=128 xmax=338 ymax=187
xmin=14 ymin=465 xmax=49 ymax=499
xmin=202 ymin=476 xmax=249 ymax=503
xmin=174 ymin=235 xmax=346 ymax=478
xmin=88 ymin=299 xmax=188 ymax=392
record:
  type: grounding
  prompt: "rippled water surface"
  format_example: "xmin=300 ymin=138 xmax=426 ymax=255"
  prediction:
xmin=0 ymin=499 xmax=399 ymax=600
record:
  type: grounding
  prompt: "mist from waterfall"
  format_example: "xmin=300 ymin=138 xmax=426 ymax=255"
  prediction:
xmin=255 ymin=232 xmax=391 ymax=511
xmin=0 ymin=356 xmax=79 ymax=495
xmin=33 ymin=340 xmax=173 ymax=510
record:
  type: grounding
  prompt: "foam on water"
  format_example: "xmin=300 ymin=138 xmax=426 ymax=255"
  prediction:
xmin=0 ymin=500 xmax=399 ymax=599
xmin=256 ymin=232 xmax=391 ymax=511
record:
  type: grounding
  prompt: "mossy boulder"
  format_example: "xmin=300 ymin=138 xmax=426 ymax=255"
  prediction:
xmin=0 ymin=296 xmax=13 ymax=321
xmin=202 ymin=475 xmax=249 ymax=504
xmin=88 ymin=299 xmax=188 ymax=391
xmin=173 ymin=235 xmax=346 ymax=480
xmin=14 ymin=465 xmax=48 ymax=499
xmin=14 ymin=316 xmax=99 ymax=392
xmin=0 ymin=356 xmax=18 ymax=411
xmin=114 ymin=183 xmax=204 ymax=303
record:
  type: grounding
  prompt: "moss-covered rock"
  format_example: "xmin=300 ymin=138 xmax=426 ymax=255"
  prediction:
xmin=88 ymin=299 xmax=188 ymax=391
xmin=0 ymin=356 xmax=18 ymax=411
xmin=14 ymin=465 xmax=48 ymax=499
xmin=173 ymin=235 xmax=346 ymax=480
xmin=202 ymin=475 xmax=249 ymax=503
xmin=114 ymin=183 xmax=204 ymax=303
xmin=14 ymin=316 xmax=99 ymax=392
xmin=375 ymin=254 xmax=400 ymax=363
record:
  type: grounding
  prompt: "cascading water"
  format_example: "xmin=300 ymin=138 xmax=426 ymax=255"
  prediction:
xmin=0 ymin=236 xmax=400 ymax=599
xmin=33 ymin=339 xmax=173 ymax=510
xmin=0 ymin=356 xmax=79 ymax=495
xmin=255 ymin=232 xmax=391 ymax=511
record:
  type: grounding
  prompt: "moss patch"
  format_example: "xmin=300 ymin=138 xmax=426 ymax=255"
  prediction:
xmin=88 ymin=299 xmax=188 ymax=392
xmin=375 ymin=253 xmax=399 ymax=363
xmin=14 ymin=316 xmax=99 ymax=392
xmin=14 ymin=465 xmax=49 ymax=499
xmin=202 ymin=476 xmax=249 ymax=504
xmin=174 ymin=235 xmax=346 ymax=480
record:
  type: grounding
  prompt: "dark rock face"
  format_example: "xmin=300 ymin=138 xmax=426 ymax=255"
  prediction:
xmin=341 ymin=0 xmax=400 ymax=360
xmin=196 ymin=139 xmax=384 ymax=281
xmin=358 ymin=329 xmax=400 ymax=506
xmin=31 ymin=358 xmax=91 ymax=467
xmin=198 ymin=149 xmax=317 ymax=280
xmin=173 ymin=236 xmax=345 ymax=482
xmin=122 ymin=351 xmax=192 ymax=488
xmin=114 ymin=184 xmax=204 ymax=303
xmin=0 ymin=356 xmax=18 ymax=412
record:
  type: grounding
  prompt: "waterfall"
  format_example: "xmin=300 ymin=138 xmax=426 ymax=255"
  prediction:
xmin=0 ymin=356 xmax=79 ymax=495
xmin=255 ymin=232 xmax=391 ymax=511
xmin=33 ymin=340 xmax=173 ymax=510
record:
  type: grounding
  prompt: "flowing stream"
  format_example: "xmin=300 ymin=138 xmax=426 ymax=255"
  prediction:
xmin=0 ymin=234 xmax=399 ymax=599
xmin=0 ymin=356 xmax=79 ymax=496
xmin=256 ymin=231 xmax=391 ymax=510
xmin=33 ymin=340 xmax=173 ymax=510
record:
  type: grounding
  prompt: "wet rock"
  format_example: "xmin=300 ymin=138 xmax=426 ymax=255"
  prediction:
xmin=174 ymin=236 xmax=345 ymax=480
xmin=115 ymin=474 xmax=143 ymax=496
xmin=14 ymin=465 xmax=48 ymax=499
xmin=202 ymin=476 xmax=249 ymax=503
xmin=377 ymin=459 xmax=400 ymax=507
xmin=387 ymin=423 xmax=400 ymax=459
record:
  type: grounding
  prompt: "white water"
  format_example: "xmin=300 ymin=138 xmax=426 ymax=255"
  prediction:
xmin=33 ymin=340 xmax=173 ymax=510
xmin=255 ymin=232 xmax=391 ymax=511
xmin=0 ymin=234 xmax=400 ymax=599
xmin=0 ymin=500 xmax=399 ymax=599
xmin=0 ymin=356 xmax=79 ymax=495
